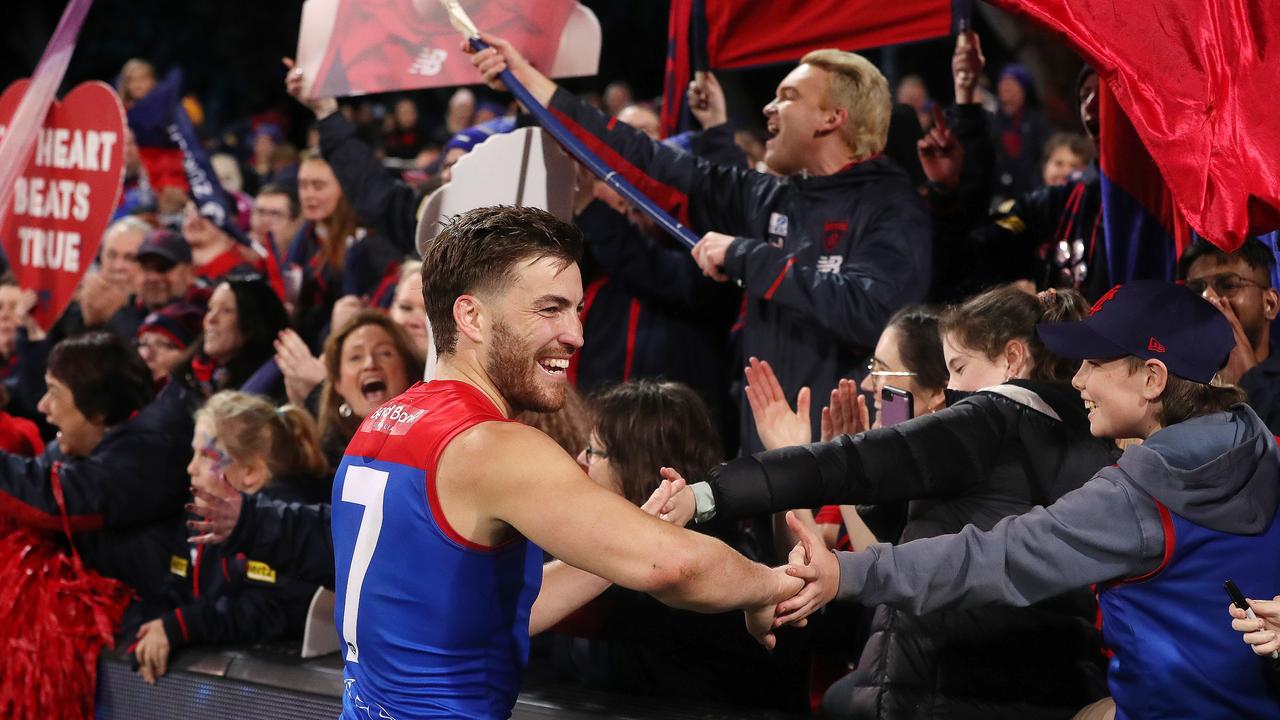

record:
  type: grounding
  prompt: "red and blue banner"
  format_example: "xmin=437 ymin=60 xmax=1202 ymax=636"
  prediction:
xmin=662 ymin=0 xmax=956 ymax=137
xmin=989 ymin=0 xmax=1280 ymax=253
xmin=1096 ymin=81 xmax=1192 ymax=285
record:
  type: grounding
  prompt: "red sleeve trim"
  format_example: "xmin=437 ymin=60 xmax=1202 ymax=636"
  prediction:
xmin=424 ymin=418 xmax=523 ymax=554
xmin=173 ymin=608 xmax=190 ymax=642
xmin=1115 ymin=499 xmax=1176 ymax=585
xmin=622 ymin=300 xmax=643 ymax=381
xmin=762 ymin=257 xmax=796 ymax=301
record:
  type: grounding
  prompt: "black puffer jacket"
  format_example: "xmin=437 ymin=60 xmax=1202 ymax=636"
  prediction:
xmin=703 ymin=380 xmax=1118 ymax=719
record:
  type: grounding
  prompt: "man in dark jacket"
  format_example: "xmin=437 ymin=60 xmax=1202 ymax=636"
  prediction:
xmin=469 ymin=35 xmax=932 ymax=454
xmin=574 ymin=91 xmax=746 ymax=441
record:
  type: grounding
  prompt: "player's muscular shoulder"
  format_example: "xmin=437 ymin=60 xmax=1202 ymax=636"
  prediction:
xmin=434 ymin=421 xmax=580 ymax=546
xmin=441 ymin=421 xmax=570 ymax=488
xmin=438 ymin=421 xmax=574 ymax=507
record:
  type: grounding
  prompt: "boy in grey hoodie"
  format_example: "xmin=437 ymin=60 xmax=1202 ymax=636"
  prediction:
xmin=774 ymin=280 xmax=1280 ymax=719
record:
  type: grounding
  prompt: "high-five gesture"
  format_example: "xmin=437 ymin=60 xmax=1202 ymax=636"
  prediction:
xmin=745 ymin=357 xmax=813 ymax=450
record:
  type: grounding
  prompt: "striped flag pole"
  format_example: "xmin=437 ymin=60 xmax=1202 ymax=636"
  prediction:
xmin=442 ymin=0 xmax=701 ymax=249
xmin=0 ymin=0 xmax=95 ymax=236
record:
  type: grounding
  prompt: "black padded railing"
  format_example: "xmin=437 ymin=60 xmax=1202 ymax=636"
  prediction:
xmin=96 ymin=643 xmax=805 ymax=719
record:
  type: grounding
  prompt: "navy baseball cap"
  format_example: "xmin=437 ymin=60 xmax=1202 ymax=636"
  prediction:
xmin=1036 ymin=280 xmax=1235 ymax=384
xmin=137 ymin=229 xmax=193 ymax=268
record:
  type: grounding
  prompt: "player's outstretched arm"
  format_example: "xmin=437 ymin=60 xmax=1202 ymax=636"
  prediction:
xmin=450 ymin=423 xmax=801 ymax=617
xmin=529 ymin=477 xmax=685 ymax=635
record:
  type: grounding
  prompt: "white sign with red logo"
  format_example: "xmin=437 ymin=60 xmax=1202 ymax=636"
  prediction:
xmin=0 ymin=79 xmax=126 ymax=330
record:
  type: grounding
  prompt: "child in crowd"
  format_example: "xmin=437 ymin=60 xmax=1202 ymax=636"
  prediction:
xmin=132 ymin=391 xmax=329 ymax=683
xmin=1041 ymin=132 xmax=1094 ymax=187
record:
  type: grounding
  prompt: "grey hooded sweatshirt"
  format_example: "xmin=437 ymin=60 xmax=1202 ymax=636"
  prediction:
xmin=836 ymin=403 xmax=1280 ymax=615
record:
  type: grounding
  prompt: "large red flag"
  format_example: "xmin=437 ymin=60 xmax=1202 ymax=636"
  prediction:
xmin=988 ymin=0 xmax=1280 ymax=252
xmin=663 ymin=0 xmax=954 ymax=137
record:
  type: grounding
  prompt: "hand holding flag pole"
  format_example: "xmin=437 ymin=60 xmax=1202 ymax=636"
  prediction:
xmin=440 ymin=0 xmax=700 ymax=249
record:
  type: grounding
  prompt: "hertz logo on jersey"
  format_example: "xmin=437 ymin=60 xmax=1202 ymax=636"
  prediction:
xmin=246 ymin=560 xmax=278 ymax=584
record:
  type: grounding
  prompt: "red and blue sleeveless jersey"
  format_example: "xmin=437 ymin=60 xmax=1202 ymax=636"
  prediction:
xmin=332 ymin=380 xmax=543 ymax=719
xmin=1099 ymin=502 xmax=1280 ymax=719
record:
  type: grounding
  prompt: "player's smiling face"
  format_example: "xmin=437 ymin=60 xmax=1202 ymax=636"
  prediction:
xmin=483 ymin=256 xmax=584 ymax=413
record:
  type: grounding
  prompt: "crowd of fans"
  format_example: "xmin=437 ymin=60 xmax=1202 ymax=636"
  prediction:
xmin=0 ymin=25 xmax=1277 ymax=719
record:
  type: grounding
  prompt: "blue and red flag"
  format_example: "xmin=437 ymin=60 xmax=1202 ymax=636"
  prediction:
xmin=1096 ymin=81 xmax=1192 ymax=284
xmin=129 ymin=69 xmax=284 ymax=296
xmin=988 ymin=0 xmax=1280 ymax=253
xmin=126 ymin=69 xmax=189 ymax=195
xmin=662 ymin=0 xmax=957 ymax=137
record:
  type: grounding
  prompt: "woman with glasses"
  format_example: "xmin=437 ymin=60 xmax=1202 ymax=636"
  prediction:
xmin=684 ymin=284 xmax=1121 ymax=720
xmin=134 ymin=302 xmax=204 ymax=386
xmin=749 ymin=307 xmax=950 ymax=556
xmin=565 ymin=379 xmax=796 ymax=710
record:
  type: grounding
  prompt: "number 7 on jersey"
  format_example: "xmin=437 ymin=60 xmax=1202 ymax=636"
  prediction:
xmin=340 ymin=465 xmax=389 ymax=662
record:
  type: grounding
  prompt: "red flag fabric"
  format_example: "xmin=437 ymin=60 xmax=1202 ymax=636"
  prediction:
xmin=706 ymin=0 xmax=952 ymax=70
xmin=663 ymin=0 xmax=953 ymax=137
xmin=988 ymin=0 xmax=1280 ymax=252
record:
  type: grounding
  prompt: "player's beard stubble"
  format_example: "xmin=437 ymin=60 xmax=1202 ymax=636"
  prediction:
xmin=486 ymin=319 xmax=568 ymax=414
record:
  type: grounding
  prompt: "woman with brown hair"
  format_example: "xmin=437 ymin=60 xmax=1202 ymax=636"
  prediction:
xmin=315 ymin=310 xmax=422 ymax=467
xmin=564 ymin=379 xmax=794 ymax=710
xmin=285 ymin=153 xmax=401 ymax=347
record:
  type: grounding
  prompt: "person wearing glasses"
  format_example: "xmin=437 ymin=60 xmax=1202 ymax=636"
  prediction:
xmin=134 ymin=302 xmax=204 ymax=387
xmin=569 ymin=379 xmax=791 ymax=709
xmin=668 ymin=284 xmax=1122 ymax=719
xmin=745 ymin=307 xmax=950 ymax=557
xmin=1177 ymin=238 xmax=1280 ymax=433
xmin=250 ymin=184 xmax=302 ymax=262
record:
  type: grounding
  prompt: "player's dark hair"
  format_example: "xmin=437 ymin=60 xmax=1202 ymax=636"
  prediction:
xmin=420 ymin=205 xmax=583 ymax=356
